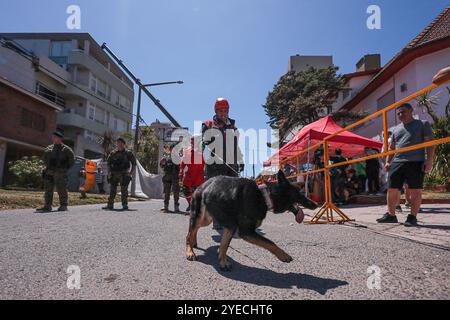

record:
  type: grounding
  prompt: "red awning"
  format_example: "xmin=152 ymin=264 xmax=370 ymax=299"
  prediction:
xmin=265 ymin=115 xmax=383 ymax=166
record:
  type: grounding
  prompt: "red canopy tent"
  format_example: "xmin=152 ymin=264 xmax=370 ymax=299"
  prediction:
xmin=265 ymin=115 xmax=383 ymax=167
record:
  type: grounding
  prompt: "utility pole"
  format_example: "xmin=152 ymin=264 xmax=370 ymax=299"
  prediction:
xmin=133 ymin=82 xmax=142 ymax=154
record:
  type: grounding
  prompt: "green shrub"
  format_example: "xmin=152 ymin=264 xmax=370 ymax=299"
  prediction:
xmin=8 ymin=156 xmax=45 ymax=188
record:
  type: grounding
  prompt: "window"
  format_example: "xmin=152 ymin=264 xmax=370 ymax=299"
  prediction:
xmin=97 ymin=79 xmax=107 ymax=98
xmin=90 ymin=75 xmax=97 ymax=92
xmin=94 ymin=107 xmax=106 ymax=125
xmin=88 ymin=102 xmax=95 ymax=120
xmin=119 ymin=95 xmax=131 ymax=110
xmin=85 ymin=130 xmax=95 ymax=142
xmin=21 ymin=108 xmax=46 ymax=132
xmin=50 ymin=41 xmax=72 ymax=57
xmin=342 ymin=89 xmax=351 ymax=100
xmin=116 ymin=93 xmax=120 ymax=106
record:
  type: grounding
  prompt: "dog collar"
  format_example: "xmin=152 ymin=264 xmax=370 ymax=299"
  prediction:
xmin=258 ymin=184 xmax=274 ymax=211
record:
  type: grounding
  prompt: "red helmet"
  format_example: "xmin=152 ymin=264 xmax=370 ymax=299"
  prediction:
xmin=214 ymin=98 xmax=230 ymax=112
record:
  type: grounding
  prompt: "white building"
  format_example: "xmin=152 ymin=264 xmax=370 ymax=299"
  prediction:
xmin=334 ymin=6 xmax=450 ymax=140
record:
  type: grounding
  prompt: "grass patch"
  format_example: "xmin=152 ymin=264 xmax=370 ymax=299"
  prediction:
xmin=0 ymin=189 xmax=138 ymax=211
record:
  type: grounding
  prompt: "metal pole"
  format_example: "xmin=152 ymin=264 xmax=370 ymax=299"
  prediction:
xmin=134 ymin=85 xmax=142 ymax=154
xmin=252 ymin=149 xmax=255 ymax=178
xmin=305 ymin=133 xmax=310 ymax=197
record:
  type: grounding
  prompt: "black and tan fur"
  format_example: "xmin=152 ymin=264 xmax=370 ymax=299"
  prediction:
xmin=185 ymin=170 xmax=317 ymax=271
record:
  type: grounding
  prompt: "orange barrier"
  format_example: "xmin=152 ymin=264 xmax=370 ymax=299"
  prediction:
xmin=84 ymin=160 xmax=97 ymax=192
xmin=279 ymin=67 xmax=450 ymax=224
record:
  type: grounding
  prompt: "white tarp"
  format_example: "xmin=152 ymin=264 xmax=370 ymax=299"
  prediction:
xmin=131 ymin=160 xmax=164 ymax=199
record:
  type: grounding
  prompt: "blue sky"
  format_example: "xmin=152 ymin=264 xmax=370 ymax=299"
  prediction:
xmin=1 ymin=0 xmax=448 ymax=175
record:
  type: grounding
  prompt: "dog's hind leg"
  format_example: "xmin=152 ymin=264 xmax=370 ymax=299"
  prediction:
xmin=186 ymin=194 xmax=201 ymax=261
xmin=218 ymin=227 xmax=234 ymax=271
xmin=186 ymin=192 xmax=213 ymax=261
xmin=239 ymin=230 xmax=293 ymax=263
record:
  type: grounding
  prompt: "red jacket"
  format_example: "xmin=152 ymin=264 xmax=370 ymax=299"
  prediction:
xmin=179 ymin=147 xmax=205 ymax=187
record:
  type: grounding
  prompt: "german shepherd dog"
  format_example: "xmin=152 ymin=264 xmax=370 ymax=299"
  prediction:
xmin=185 ymin=170 xmax=318 ymax=271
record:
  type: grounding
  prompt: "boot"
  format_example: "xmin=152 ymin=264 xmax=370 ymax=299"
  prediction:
xmin=58 ymin=205 xmax=68 ymax=212
xmin=36 ymin=206 xmax=52 ymax=213
xmin=174 ymin=203 xmax=180 ymax=213
xmin=161 ymin=205 xmax=169 ymax=213
xmin=102 ymin=204 xmax=114 ymax=210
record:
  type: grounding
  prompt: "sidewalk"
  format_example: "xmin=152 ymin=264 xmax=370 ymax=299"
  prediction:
xmin=312 ymin=204 xmax=450 ymax=249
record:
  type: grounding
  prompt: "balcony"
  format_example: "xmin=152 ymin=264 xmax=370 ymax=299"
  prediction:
xmin=56 ymin=112 xmax=108 ymax=136
xmin=68 ymin=50 xmax=133 ymax=97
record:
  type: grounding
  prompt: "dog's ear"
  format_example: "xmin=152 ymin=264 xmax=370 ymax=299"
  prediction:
xmin=277 ymin=170 xmax=289 ymax=185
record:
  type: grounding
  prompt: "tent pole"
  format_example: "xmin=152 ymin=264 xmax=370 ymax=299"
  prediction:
xmin=305 ymin=133 xmax=310 ymax=197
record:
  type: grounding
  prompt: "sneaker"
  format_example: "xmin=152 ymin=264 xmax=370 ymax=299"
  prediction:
xmin=36 ymin=206 xmax=52 ymax=213
xmin=395 ymin=205 xmax=403 ymax=213
xmin=404 ymin=214 xmax=418 ymax=227
xmin=102 ymin=205 xmax=114 ymax=210
xmin=376 ymin=213 xmax=398 ymax=223
xmin=57 ymin=206 xmax=68 ymax=212
xmin=405 ymin=202 xmax=412 ymax=209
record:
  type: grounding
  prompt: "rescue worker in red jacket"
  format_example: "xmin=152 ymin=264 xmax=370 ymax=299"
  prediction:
xmin=179 ymin=136 xmax=205 ymax=214
xmin=202 ymin=97 xmax=244 ymax=229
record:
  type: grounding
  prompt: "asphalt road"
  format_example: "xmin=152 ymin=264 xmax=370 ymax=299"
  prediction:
xmin=0 ymin=199 xmax=449 ymax=300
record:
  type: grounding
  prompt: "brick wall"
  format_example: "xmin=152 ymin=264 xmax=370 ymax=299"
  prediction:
xmin=0 ymin=83 xmax=59 ymax=147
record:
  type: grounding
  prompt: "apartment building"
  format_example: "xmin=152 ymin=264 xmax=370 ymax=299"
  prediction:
xmin=0 ymin=33 xmax=134 ymax=158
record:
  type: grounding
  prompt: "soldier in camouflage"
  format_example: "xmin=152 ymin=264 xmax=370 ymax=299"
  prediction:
xmin=103 ymin=137 xmax=137 ymax=211
xmin=159 ymin=144 xmax=180 ymax=213
xmin=36 ymin=128 xmax=75 ymax=213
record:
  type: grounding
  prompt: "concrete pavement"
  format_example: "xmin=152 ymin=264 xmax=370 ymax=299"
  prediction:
xmin=334 ymin=203 xmax=450 ymax=249
xmin=0 ymin=199 xmax=449 ymax=300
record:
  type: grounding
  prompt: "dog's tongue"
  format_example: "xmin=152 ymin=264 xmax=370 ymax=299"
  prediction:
xmin=295 ymin=207 xmax=305 ymax=224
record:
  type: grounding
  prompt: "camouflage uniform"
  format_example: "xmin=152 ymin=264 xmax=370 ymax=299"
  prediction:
xmin=106 ymin=149 xmax=137 ymax=208
xmin=42 ymin=143 xmax=75 ymax=209
xmin=160 ymin=153 xmax=180 ymax=212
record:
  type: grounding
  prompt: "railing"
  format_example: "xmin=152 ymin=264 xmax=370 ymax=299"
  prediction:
xmin=278 ymin=67 xmax=450 ymax=224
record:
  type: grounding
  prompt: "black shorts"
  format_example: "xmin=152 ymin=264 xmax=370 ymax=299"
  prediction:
xmin=388 ymin=162 xmax=424 ymax=190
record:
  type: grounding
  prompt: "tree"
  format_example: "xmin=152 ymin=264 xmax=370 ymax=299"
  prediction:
xmin=263 ymin=66 xmax=365 ymax=144
xmin=127 ymin=127 xmax=160 ymax=174
xmin=417 ymin=89 xmax=450 ymax=185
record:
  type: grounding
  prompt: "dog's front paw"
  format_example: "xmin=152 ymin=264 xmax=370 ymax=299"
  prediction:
xmin=186 ymin=251 xmax=197 ymax=261
xmin=219 ymin=259 xmax=232 ymax=272
xmin=277 ymin=251 xmax=293 ymax=263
